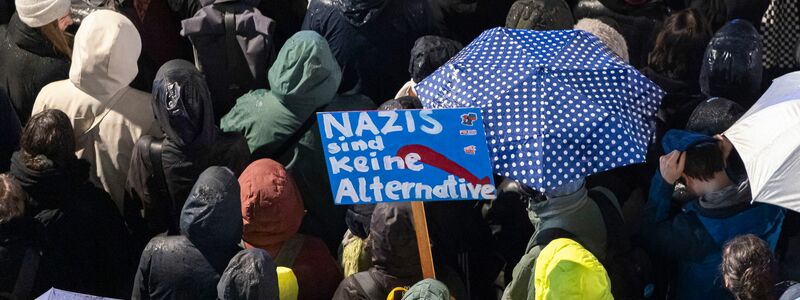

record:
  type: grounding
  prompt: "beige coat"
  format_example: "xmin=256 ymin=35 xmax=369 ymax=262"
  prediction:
xmin=33 ymin=10 xmax=160 ymax=211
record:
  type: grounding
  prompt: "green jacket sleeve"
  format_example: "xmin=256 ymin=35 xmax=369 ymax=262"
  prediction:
xmin=502 ymin=245 xmax=542 ymax=300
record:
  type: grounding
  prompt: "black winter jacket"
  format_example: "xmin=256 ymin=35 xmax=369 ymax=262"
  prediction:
xmin=125 ymin=60 xmax=250 ymax=238
xmin=132 ymin=166 xmax=243 ymax=300
xmin=9 ymin=153 xmax=132 ymax=298
xmin=0 ymin=14 xmax=70 ymax=124
xmin=302 ymin=0 xmax=440 ymax=102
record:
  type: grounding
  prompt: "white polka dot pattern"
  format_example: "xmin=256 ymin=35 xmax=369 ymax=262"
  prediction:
xmin=415 ymin=27 xmax=664 ymax=191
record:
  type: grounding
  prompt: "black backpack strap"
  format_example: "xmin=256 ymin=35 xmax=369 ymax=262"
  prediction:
xmin=220 ymin=5 xmax=254 ymax=91
xmin=589 ymin=187 xmax=631 ymax=252
xmin=252 ymin=105 xmax=329 ymax=160
xmin=532 ymin=227 xmax=577 ymax=248
xmin=145 ymin=137 xmax=175 ymax=234
xmin=12 ymin=248 xmax=41 ymax=300
xmin=274 ymin=235 xmax=305 ymax=267
xmin=353 ymin=272 xmax=386 ymax=300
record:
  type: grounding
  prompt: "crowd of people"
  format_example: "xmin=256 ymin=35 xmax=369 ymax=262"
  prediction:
xmin=0 ymin=0 xmax=799 ymax=299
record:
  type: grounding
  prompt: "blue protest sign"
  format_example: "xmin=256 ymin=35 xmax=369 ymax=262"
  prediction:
xmin=317 ymin=108 xmax=496 ymax=205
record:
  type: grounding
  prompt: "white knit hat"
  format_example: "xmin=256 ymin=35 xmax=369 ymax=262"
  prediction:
xmin=15 ymin=0 xmax=70 ymax=28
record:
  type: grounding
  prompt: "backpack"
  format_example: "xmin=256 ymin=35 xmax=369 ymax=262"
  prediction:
xmin=182 ymin=0 xmax=276 ymax=121
xmin=533 ymin=187 xmax=655 ymax=300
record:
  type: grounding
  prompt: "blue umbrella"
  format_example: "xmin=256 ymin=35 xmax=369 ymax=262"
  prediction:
xmin=416 ymin=27 xmax=664 ymax=191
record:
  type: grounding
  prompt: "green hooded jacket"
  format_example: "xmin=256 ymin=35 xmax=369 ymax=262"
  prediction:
xmin=222 ymin=31 xmax=375 ymax=251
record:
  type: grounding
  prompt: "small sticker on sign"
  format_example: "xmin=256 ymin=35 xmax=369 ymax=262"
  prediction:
xmin=460 ymin=129 xmax=477 ymax=136
xmin=464 ymin=145 xmax=476 ymax=155
xmin=461 ymin=113 xmax=477 ymax=126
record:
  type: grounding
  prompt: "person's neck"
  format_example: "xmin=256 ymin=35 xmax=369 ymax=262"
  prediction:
xmin=698 ymin=171 xmax=734 ymax=195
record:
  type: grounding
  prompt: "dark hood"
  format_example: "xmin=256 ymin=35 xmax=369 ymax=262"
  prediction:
xmin=345 ymin=204 xmax=375 ymax=239
xmin=685 ymin=97 xmax=745 ymax=135
xmin=700 ymin=19 xmax=763 ymax=107
xmin=152 ymin=59 xmax=216 ymax=149
xmin=332 ymin=0 xmax=388 ymax=26
xmin=409 ymin=36 xmax=463 ymax=83
xmin=370 ymin=203 xmax=421 ymax=279
xmin=180 ymin=166 xmax=242 ymax=258
xmin=217 ymin=248 xmax=280 ymax=300
xmin=6 ymin=13 xmax=63 ymax=58
xmin=8 ymin=152 xmax=90 ymax=214
xmin=505 ymin=0 xmax=574 ymax=30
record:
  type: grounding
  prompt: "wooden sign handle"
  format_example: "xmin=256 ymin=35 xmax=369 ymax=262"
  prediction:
xmin=411 ymin=201 xmax=436 ymax=279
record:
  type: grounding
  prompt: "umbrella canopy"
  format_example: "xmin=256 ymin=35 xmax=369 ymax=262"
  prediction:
xmin=416 ymin=27 xmax=663 ymax=190
xmin=725 ymin=71 xmax=800 ymax=212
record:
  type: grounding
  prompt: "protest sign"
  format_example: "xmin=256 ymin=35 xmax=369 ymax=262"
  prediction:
xmin=317 ymin=108 xmax=496 ymax=205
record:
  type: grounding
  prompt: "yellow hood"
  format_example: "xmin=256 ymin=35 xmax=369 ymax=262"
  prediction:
xmin=69 ymin=10 xmax=141 ymax=103
xmin=534 ymin=238 xmax=613 ymax=300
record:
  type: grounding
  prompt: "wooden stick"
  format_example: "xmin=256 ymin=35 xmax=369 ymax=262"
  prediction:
xmin=411 ymin=201 xmax=436 ymax=279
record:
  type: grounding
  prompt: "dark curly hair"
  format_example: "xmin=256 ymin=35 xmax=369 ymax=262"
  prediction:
xmin=647 ymin=9 xmax=711 ymax=82
xmin=720 ymin=234 xmax=777 ymax=300
xmin=21 ymin=109 xmax=76 ymax=170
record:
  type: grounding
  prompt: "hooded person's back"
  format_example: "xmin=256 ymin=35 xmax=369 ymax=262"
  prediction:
xmin=503 ymin=183 xmax=610 ymax=300
xmin=239 ymin=159 xmax=342 ymax=300
xmin=333 ymin=203 xmax=423 ymax=299
xmin=699 ymin=19 xmax=763 ymax=108
xmin=217 ymin=248 xmax=280 ymax=300
xmin=395 ymin=35 xmax=463 ymax=99
xmin=32 ymin=10 xmax=161 ymax=212
xmin=125 ymin=59 xmax=250 ymax=237
xmin=302 ymin=0 xmax=439 ymax=101
xmin=132 ymin=166 xmax=243 ymax=300
xmin=222 ymin=30 xmax=375 ymax=253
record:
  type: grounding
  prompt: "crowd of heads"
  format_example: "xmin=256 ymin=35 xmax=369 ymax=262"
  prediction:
xmin=0 ymin=0 xmax=799 ymax=299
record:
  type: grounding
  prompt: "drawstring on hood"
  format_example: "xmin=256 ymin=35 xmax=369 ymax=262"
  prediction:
xmin=152 ymin=59 xmax=216 ymax=149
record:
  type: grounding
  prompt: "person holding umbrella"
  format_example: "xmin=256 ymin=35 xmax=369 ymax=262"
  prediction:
xmin=641 ymin=130 xmax=785 ymax=300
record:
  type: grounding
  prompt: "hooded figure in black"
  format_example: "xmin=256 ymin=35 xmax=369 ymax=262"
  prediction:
xmin=217 ymin=248 xmax=280 ymax=300
xmin=686 ymin=0 xmax=770 ymax=32
xmin=700 ymin=20 xmax=763 ymax=108
xmin=133 ymin=166 xmax=243 ymax=300
xmin=333 ymin=203 xmax=423 ymax=299
xmin=0 ymin=13 xmax=70 ymax=124
xmin=302 ymin=0 xmax=440 ymax=102
xmin=8 ymin=109 xmax=131 ymax=298
xmin=125 ymin=59 xmax=250 ymax=238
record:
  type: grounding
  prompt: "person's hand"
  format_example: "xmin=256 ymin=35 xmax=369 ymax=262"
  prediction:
xmin=659 ymin=150 xmax=685 ymax=185
xmin=715 ymin=134 xmax=733 ymax=162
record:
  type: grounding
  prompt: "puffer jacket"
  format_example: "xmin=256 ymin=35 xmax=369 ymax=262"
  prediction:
xmin=132 ymin=166 xmax=243 ymax=300
xmin=502 ymin=185 xmax=609 ymax=300
xmin=222 ymin=31 xmax=375 ymax=253
xmin=640 ymin=130 xmax=785 ymax=300
xmin=125 ymin=59 xmax=249 ymax=237
xmin=302 ymin=0 xmax=439 ymax=101
xmin=33 ymin=10 xmax=161 ymax=211
xmin=9 ymin=153 xmax=132 ymax=298
xmin=239 ymin=159 xmax=343 ymax=300
xmin=0 ymin=13 xmax=70 ymax=124
xmin=699 ymin=19 xmax=763 ymax=108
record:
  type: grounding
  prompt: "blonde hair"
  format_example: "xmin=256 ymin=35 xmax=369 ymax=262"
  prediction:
xmin=39 ymin=20 xmax=71 ymax=59
xmin=0 ymin=174 xmax=26 ymax=224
